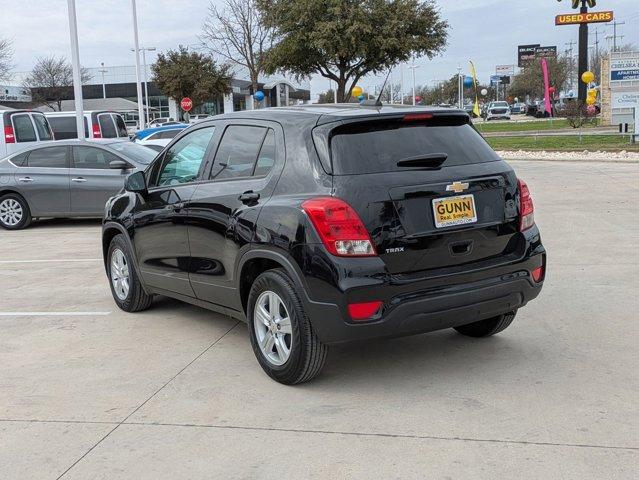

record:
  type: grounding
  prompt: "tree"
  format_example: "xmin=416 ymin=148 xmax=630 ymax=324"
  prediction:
xmin=509 ymin=56 xmax=570 ymax=101
xmin=0 ymin=38 xmax=13 ymax=82
xmin=258 ymin=0 xmax=448 ymax=102
xmin=23 ymin=56 xmax=92 ymax=111
xmin=201 ymin=0 xmax=273 ymax=105
xmin=152 ymin=46 xmax=232 ymax=112
xmin=317 ymin=89 xmax=335 ymax=103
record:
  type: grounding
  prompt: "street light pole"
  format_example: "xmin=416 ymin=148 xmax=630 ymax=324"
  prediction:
xmin=132 ymin=47 xmax=156 ymax=128
xmin=130 ymin=0 xmax=145 ymax=130
xmin=66 ymin=0 xmax=85 ymax=140
xmin=408 ymin=57 xmax=418 ymax=106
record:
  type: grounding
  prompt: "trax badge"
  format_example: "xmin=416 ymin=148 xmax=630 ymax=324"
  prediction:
xmin=446 ymin=181 xmax=469 ymax=193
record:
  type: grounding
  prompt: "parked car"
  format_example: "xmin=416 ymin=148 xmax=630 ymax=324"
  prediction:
xmin=485 ymin=101 xmax=511 ymax=121
xmin=132 ymin=124 xmax=189 ymax=149
xmin=463 ymin=104 xmax=479 ymax=118
xmin=101 ymin=105 xmax=546 ymax=384
xmin=189 ymin=114 xmax=210 ymax=123
xmin=45 ymin=111 xmax=129 ymax=141
xmin=1 ymin=110 xmax=54 ymax=159
xmin=0 ymin=140 xmax=156 ymax=230
xmin=510 ymin=103 xmax=527 ymax=115
xmin=148 ymin=117 xmax=178 ymax=128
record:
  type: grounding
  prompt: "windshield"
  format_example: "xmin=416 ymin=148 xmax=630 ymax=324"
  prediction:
xmin=107 ymin=142 xmax=157 ymax=165
xmin=329 ymin=117 xmax=500 ymax=175
xmin=491 ymin=102 xmax=509 ymax=108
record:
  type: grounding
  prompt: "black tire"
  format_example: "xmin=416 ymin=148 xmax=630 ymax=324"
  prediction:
xmin=0 ymin=193 xmax=32 ymax=230
xmin=107 ymin=234 xmax=153 ymax=312
xmin=247 ymin=269 xmax=328 ymax=385
xmin=454 ymin=310 xmax=517 ymax=338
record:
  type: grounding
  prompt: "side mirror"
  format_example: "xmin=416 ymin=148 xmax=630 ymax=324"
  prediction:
xmin=124 ymin=171 xmax=147 ymax=194
xmin=109 ymin=159 xmax=129 ymax=170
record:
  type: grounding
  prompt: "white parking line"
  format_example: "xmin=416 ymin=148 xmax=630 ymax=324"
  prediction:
xmin=0 ymin=259 xmax=102 ymax=264
xmin=0 ymin=312 xmax=111 ymax=316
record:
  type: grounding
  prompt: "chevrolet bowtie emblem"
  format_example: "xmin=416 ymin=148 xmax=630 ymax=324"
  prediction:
xmin=446 ymin=181 xmax=469 ymax=193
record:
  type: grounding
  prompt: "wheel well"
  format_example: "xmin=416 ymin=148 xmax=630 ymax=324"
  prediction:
xmin=102 ymin=227 xmax=122 ymax=263
xmin=239 ymin=258 xmax=283 ymax=313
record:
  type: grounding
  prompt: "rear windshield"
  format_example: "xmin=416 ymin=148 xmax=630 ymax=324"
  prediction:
xmin=47 ymin=116 xmax=89 ymax=139
xmin=329 ymin=117 xmax=500 ymax=175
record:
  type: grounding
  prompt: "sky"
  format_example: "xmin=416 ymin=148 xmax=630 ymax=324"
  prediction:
xmin=1 ymin=0 xmax=638 ymax=99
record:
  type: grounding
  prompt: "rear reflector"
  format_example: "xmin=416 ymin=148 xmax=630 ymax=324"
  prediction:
xmin=92 ymin=123 xmax=102 ymax=138
xmin=518 ymin=179 xmax=535 ymax=231
xmin=348 ymin=301 xmax=383 ymax=321
xmin=4 ymin=126 xmax=15 ymax=143
xmin=531 ymin=266 xmax=544 ymax=283
xmin=302 ymin=197 xmax=376 ymax=257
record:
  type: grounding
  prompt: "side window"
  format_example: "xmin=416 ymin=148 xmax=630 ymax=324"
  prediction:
xmin=98 ymin=114 xmax=117 ymax=138
xmin=155 ymin=126 xmax=215 ymax=187
xmin=26 ymin=146 xmax=68 ymax=168
xmin=32 ymin=114 xmax=53 ymax=141
xmin=12 ymin=115 xmax=37 ymax=142
xmin=10 ymin=151 xmax=29 ymax=167
xmin=159 ymin=129 xmax=181 ymax=140
xmin=113 ymin=114 xmax=128 ymax=137
xmin=254 ymin=129 xmax=276 ymax=177
xmin=72 ymin=146 xmax=122 ymax=169
xmin=210 ymin=125 xmax=266 ymax=180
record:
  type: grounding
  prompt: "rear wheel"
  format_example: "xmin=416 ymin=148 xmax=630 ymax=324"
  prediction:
xmin=247 ymin=269 xmax=327 ymax=385
xmin=454 ymin=311 xmax=517 ymax=338
xmin=0 ymin=193 xmax=32 ymax=230
xmin=107 ymin=234 xmax=153 ymax=312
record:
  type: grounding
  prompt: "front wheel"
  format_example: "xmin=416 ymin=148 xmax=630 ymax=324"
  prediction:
xmin=247 ymin=269 xmax=327 ymax=385
xmin=454 ymin=311 xmax=517 ymax=338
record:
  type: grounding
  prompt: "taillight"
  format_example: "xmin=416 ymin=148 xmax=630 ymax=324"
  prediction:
xmin=92 ymin=123 xmax=102 ymax=138
xmin=531 ymin=266 xmax=545 ymax=283
xmin=4 ymin=125 xmax=15 ymax=143
xmin=348 ymin=301 xmax=383 ymax=321
xmin=403 ymin=113 xmax=433 ymax=122
xmin=302 ymin=197 xmax=376 ymax=257
xmin=518 ymin=179 xmax=534 ymax=231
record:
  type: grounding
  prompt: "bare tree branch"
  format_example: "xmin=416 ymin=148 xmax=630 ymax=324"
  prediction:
xmin=0 ymin=38 xmax=14 ymax=82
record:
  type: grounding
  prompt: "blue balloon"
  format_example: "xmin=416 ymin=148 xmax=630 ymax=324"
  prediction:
xmin=357 ymin=94 xmax=365 ymax=101
xmin=463 ymin=76 xmax=474 ymax=88
xmin=254 ymin=90 xmax=265 ymax=102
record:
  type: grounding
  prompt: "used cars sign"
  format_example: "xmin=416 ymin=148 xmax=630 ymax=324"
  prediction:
xmin=555 ymin=11 xmax=614 ymax=25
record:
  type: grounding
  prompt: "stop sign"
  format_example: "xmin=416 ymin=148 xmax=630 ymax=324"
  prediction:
xmin=180 ymin=97 xmax=193 ymax=112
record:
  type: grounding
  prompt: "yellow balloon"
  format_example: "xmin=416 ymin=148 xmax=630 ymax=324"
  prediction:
xmin=586 ymin=96 xmax=596 ymax=106
xmin=351 ymin=86 xmax=363 ymax=98
xmin=588 ymin=89 xmax=598 ymax=97
xmin=581 ymin=71 xmax=595 ymax=84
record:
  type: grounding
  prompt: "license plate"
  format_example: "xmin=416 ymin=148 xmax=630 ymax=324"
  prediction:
xmin=432 ymin=194 xmax=477 ymax=228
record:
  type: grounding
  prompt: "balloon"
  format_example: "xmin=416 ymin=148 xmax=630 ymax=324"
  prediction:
xmin=357 ymin=94 xmax=365 ymax=102
xmin=586 ymin=96 xmax=596 ymax=106
xmin=414 ymin=96 xmax=421 ymax=103
xmin=549 ymin=87 xmax=556 ymax=94
xmin=463 ymin=76 xmax=474 ymax=89
xmin=254 ymin=90 xmax=265 ymax=102
xmin=352 ymin=86 xmax=363 ymax=98
xmin=581 ymin=71 xmax=595 ymax=84
xmin=481 ymin=88 xmax=488 ymax=96
xmin=586 ymin=105 xmax=597 ymax=115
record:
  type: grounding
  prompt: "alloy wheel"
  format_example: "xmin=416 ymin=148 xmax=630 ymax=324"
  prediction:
xmin=110 ymin=249 xmax=130 ymax=301
xmin=0 ymin=199 xmax=23 ymax=227
xmin=254 ymin=290 xmax=293 ymax=366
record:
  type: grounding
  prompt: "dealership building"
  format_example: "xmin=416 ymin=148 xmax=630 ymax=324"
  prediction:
xmin=601 ymin=51 xmax=639 ymax=127
xmin=2 ymin=65 xmax=311 ymax=120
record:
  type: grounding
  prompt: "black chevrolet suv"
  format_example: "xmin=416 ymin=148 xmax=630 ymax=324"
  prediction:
xmin=102 ymin=105 xmax=546 ymax=384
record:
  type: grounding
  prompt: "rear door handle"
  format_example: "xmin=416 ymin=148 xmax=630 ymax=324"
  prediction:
xmin=239 ymin=191 xmax=260 ymax=204
xmin=72 ymin=177 xmax=87 ymax=183
xmin=18 ymin=177 xmax=34 ymax=183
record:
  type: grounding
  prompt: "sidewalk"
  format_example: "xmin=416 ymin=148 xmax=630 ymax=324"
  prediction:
xmin=498 ymin=150 xmax=639 ymax=163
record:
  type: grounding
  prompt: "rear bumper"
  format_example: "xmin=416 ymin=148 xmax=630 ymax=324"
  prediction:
xmin=299 ymin=232 xmax=545 ymax=344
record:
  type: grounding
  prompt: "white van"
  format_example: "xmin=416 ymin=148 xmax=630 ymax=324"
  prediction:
xmin=0 ymin=110 xmax=55 ymax=159
xmin=45 ymin=111 xmax=129 ymax=142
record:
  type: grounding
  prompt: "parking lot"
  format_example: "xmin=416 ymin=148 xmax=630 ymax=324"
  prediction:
xmin=1 ymin=159 xmax=638 ymax=479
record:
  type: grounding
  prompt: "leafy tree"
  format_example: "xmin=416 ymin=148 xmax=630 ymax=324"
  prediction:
xmin=317 ymin=89 xmax=335 ymax=103
xmin=0 ymin=38 xmax=13 ymax=82
xmin=201 ymin=0 xmax=273 ymax=105
xmin=509 ymin=56 xmax=570 ymax=101
xmin=23 ymin=56 xmax=92 ymax=111
xmin=152 ymin=46 xmax=232 ymax=110
xmin=258 ymin=0 xmax=448 ymax=102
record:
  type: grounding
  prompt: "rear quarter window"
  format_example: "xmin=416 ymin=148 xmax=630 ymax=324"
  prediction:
xmin=329 ymin=117 xmax=500 ymax=175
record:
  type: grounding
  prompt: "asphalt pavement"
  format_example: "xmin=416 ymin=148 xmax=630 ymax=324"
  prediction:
xmin=0 ymin=160 xmax=637 ymax=479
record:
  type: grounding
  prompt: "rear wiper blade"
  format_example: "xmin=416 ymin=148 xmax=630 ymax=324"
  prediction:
xmin=396 ymin=153 xmax=448 ymax=169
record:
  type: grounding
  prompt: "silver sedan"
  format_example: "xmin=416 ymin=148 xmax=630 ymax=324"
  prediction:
xmin=0 ymin=140 xmax=157 ymax=230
